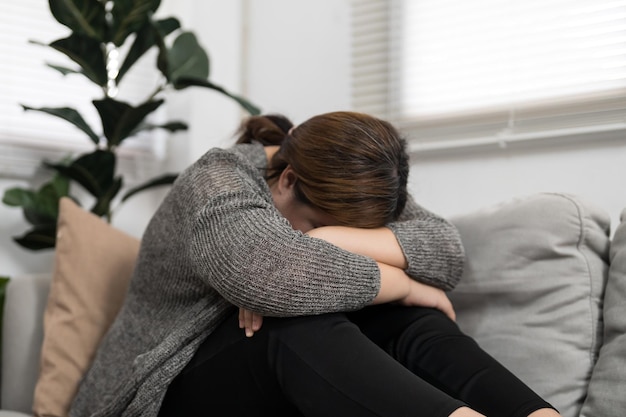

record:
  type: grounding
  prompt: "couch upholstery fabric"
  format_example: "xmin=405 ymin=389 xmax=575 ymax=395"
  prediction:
xmin=1 ymin=274 xmax=50 ymax=413
xmin=580 ymin=208 xmax=626 ymax=416
xmin=450 ymin=193 xmax=611 ymax=417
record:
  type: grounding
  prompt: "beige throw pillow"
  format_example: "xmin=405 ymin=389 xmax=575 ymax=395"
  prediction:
xmin=32 ymin=197 xmax=140 ymax=417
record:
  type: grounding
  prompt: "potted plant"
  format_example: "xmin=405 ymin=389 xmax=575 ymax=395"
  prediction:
xmin=2 ymin=0 xmax=260 ymax=250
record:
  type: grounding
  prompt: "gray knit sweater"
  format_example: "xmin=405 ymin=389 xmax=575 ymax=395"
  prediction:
xmin=70 ymin=142 xmax=464 ymax=417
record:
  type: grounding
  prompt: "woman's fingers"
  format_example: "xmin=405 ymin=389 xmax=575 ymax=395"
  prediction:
xmin=401 ymin=280 xmax=457 ymax=322
xmin=238 ymin=307 xmax=264 ymax=337
xmin=438 ymin=295 xmax=456 ymax=322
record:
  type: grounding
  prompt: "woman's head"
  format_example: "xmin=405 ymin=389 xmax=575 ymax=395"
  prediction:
xmin=237 ymin=111 xmax=409 ymax=229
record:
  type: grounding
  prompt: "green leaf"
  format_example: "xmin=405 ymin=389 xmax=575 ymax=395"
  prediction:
xmin=93 ymin=98 xmax=164 ymax=146
xmin=174 ymin=77 xmax=262 ymax=115
xmin=73 ymin=151 xmax=116 ymax=195
xmin=28 ymin=39 xmax=49 ymax=47
xmin=13 ymin=224 xmax=58 ymax=251
xmin=47 ymin=150 xmax=116 ymax=198
xmin=91 ymin=177 xmax=122 ymax=217
xmin=166 ymin=32 xmax=209 ymax=84
xmin=22 ymin=203 xmax=55 ymax=228
xmin=24 ymin=173 xmax=70 ymax=226
xmin=92 ymin=98 xmax=131 ymax=147
xmin=21 ymin=105 xmax=100 ymax=145
xmin=46 ymin=63 xmax=82 ymax=76
xmin=49 ymin=34 xmax=107 ymax=86
xmin=2 ymin=188 xmax=35 ymax=207
xmin=109 ymin=0 xmax=162 ymax=46
xmin=48 ymin=0 xmax=107 ymax=41
xmin=154 ymin=22 xmax=170 ymax=79
xmin=24 ymin=197 xmax=56 ymax=227
xmin=3 ymin=173 xmax=69 ymax=227
xmin=36 ymin=182 xmax=64 ymax=218
xmin=155 ymin=17 xmax=181 ymax=37
xmin=130 ymin=120 xmax=187 ymax=136
xmin=122 ymin=173 xmax=178 ymax=202
xmin=117 ymin=17 xmax=180 ymax=83
xmin=23 ymin=207 xmax=55 ymax=227
xmin=51 ymin=172 xmax=71 ymax=198
xmin=48 ymin=162 xmax=100 ymax=197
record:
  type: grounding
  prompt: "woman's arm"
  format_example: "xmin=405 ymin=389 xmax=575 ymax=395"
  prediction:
xmin=306 ymin=226 xmax=407 ymax=269
xmin=304 ymin=225 xmax=456 ymax=315
xmin=240 ymin=260 xmax=455 ymax=337
xmin=305 ymin=227 xmax=456 ymax=318
xmin=190 ymin=189 xmax=381 ymax=317
xmin=372 ymin=262 xmax=455 ymax=320
xmin=387 ymin=196 xmax=465 ymax=290
xmin=309 ymin=197 xmax=465 ymax=291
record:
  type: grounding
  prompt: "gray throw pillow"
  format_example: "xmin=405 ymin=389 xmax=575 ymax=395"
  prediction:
xmin=449 ymin=193 xmax=610 ymax=417
xmin=580 ymin=208 xmax=626 ymax=417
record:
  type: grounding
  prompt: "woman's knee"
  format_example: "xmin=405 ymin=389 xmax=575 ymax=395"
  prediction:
xmin=350 ymin=304 xmax=464 ymax=350
xmin=389 ymin=309 xmax=477 ymax=365
xmin=263 ymin=312 xmax=358 ymax=343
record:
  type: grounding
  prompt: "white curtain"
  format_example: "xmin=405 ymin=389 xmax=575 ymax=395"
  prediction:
xmin=351 ymin=0 xmax=626 ymax=151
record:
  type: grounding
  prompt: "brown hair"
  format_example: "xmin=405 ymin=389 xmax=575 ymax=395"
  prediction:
xmin=237 ymin=111 xmax=409 ymax=228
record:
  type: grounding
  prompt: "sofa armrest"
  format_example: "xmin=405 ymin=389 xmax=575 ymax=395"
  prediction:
xmin=1 ymin=273 xmax=51 ymax=413
xmin=0 ymin=411 xmax=33 ymax=417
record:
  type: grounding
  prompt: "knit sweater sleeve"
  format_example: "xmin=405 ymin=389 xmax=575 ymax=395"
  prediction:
xmin=386 ymin=196 xmax=465 ymax=291
xmin=187 ymin=150 xmax=381 ymax=317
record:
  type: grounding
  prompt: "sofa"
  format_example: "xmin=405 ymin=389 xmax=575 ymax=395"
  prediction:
xmin=1 ymin=192 xmax=625 ymax=417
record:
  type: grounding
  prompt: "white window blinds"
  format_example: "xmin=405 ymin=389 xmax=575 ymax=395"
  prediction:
xmin=0 ymin=0 xmax=163 ymax=177
xmin=351 ymin=0 xmax=626 ymax=152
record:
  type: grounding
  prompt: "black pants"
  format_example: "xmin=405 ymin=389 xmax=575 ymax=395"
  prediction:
xmin=158 ymin=305 xmax=553 ymax=417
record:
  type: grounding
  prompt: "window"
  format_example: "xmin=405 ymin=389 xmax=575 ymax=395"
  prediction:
xmin=0 ymin=0 xmax=164 ymax=178
xmin=351 ymin=0 xmax=626 ymax=153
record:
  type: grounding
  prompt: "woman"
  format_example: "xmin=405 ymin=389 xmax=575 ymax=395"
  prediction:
xmin=70 ymin=112 xmax=560 ymax=417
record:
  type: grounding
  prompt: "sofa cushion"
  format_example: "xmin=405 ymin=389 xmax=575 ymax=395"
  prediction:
xmin=0 ymin=275 xmax=8 ymax=397
xmin=580 ymin=207 xmax=626 ymax=417
xmin=0 ymin=411 xmax=33 ymax=417
xmin=32 ymin=198 xmax=140 ymax=417
xmin=449 ymin=193 xmax=610 ymax=417
xmin=1 ymin=273 xmax=50 ymax=413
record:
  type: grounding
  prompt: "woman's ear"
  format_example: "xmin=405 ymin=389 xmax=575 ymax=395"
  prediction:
xmin=276 ymin=165 xmax=298 ymax=194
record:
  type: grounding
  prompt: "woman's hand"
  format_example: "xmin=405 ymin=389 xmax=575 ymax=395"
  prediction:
xmin=239 ymin=307 xmax=263 ymax=337
xmin=399 ymin=279 xmax=456 ymax=321
xmin=373 ymin=262 xmax=456 ymax=321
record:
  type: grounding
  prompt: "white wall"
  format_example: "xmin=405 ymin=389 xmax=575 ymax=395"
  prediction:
xmin=243 ymin=0 xmax=351 ymax=122
xmin=3 ymin=0 xmax=624 ymax=278
xmin=158 ymin=0 xmax=247 ymax=164
xmin=410 ymin=137 xmax=626 ymax=231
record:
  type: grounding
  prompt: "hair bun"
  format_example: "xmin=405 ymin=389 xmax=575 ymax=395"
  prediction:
xmin=236 ymin=114 xmax=293 ymax=146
